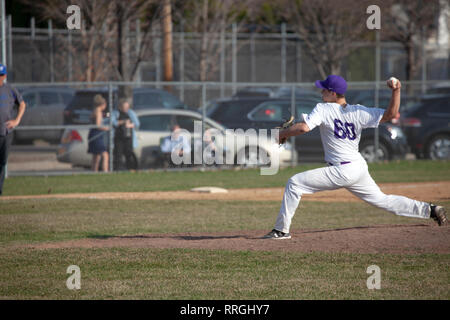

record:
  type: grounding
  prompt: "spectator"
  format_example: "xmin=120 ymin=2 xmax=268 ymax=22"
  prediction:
xmin=0 ymin=64 xmax=26 ymax=195
xmin=111 ymin=98 xmax=140 ymax=170
xmin=87 ymin=94 xmax=109 ymax=172
xmin=160 ymin=124 xmax=191 ymax=167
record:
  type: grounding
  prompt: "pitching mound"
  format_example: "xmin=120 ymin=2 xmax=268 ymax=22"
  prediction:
xmin=26 ymin=224 xmax=450 ymax=254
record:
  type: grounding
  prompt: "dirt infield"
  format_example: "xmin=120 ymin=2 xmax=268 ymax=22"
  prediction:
xmin=3 ymin=181 xmax=450 ymax=203
xmin=8 ymin=181 xmax=450 ymax=254
xmin=26 ymin=224 xmax=449 ymax=254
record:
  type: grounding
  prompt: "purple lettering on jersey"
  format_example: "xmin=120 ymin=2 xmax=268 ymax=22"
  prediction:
xmin=334 ymin=119 xmax=347 ymax=139
xmin=345 ymin=122 xmax=356 ymax=140
xmin=334 ymin=119 xmax=357 ymax=140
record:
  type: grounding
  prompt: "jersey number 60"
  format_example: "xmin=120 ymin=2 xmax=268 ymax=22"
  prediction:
xmin=334 ymin=119 xmax=356 ymax=140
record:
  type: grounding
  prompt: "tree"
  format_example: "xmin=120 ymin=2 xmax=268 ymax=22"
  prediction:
xmin=20 ymin=0 xmax=115 ymax=82
xmin=277 ymin=0 xmax=373 ymax=78
xmin=173 ymin=0 xmax=249 ymax=82
xmin=382 ymin=0 xmax=441 ymax=85
xmin=21 ymin=0 xmax=163 ymax=98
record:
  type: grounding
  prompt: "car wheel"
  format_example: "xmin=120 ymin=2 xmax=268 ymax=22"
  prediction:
xmin=426 ymin=135 xmax=450 ymax=160
xmin=359 ymin=140 xmax=390 ymax=163
xmin=235 ymin=146 xmax=271 ymax=167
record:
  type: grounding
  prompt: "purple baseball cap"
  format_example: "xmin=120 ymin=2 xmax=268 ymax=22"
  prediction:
xmin=315 ymin=75 xmax=347 ymax=95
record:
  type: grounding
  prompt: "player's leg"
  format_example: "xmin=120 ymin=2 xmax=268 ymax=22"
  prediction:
xmin=346 ymin=166 xmax=431 ymax=220
xmin=271 ymin=166 xmax=344 ymax=235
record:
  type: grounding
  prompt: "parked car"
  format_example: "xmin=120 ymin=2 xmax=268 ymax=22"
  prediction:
xmin=233 ymin=86 xmax=322 ymax=100
xmin=426 ymin=82 xmax=450 ymax=95
xmin=207 ymin=97 xmax=409 ymax=163
xmin=14 ymin=87 xmax=75 ymax=143
xmin=57 ymin=109 xmax=292 ymax=169
xmin=347 ymin=89 xmax=419 ymax=113
xmin=400 ymin=94 xmax=450 ymax=160
xmin=64 ymin=87 xmax=189 ymax=125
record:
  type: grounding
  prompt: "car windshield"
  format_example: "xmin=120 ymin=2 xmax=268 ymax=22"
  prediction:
xmin=67 ymin=92 xmax=110 ymax=109
xmin=209 ymin=100 xmax=263 ymax=121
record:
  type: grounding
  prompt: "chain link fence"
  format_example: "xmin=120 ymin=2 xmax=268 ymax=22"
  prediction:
xmin=6 ymin=79 xmax=446 ymax=176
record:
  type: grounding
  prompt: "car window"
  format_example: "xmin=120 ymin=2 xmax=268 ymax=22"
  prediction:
xmin=68 ymin=92 xmax=112 ymax=110
xmin=133 ymin=92 xmax=164 ymax=109
xmin=175 ymin=115 xmax=197 ymax=132
xmin=248 ymin=100 xmax=317 ymax=121
xmin=296 ymin=100 xmax=317 ymax=114
xmin=161 ymin=92 xmax=183 ymax=108
xmin=22 ymin=92 xmax=37 ymax=108
xmin=61 ymin=93 xmax=74 ymax=105
xmin=39 ymin=92 xmax=60 ymax=105
xmin=248 ymin=103 xmax=286 ymax=121
xmin=427 ymin=99 xmax=450 ymax=114
xmin=210 ymin=100 xmax=262 ymax=122
xmin=139 ymin=115 xmax=172 ymax=131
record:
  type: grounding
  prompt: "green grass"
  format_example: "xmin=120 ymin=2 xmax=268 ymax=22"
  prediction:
xmin=0 ymin=247 xmax=448 ymax=299
xmin=0 ymin=199 xmax=443 ymax=245
xmin=0 ymin=160 xmax=449 ymax=300
xmin=0 ymin=198 xmax=448 ymax=299
xmin=2 ymin=160 xmax=449 ymax=196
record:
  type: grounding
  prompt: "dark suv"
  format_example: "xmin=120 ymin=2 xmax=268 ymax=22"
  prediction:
xmin=207 ymin=97 xmax=409 ymax=162
xmin=400 ymin=94 xmax=450 ymax=160
xmin=64 ymin=87 xmax=189 ymax=124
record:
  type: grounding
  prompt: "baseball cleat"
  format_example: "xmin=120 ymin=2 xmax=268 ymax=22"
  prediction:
xmin=263 ymin=229 xmax=291 ymax=239
xmin=430 ymin=204 xmax=448 ymax=226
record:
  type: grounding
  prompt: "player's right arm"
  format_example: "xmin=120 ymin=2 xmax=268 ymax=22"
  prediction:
xmin=279 ymin=122 xmax=310 ymax=142
xmin=380 ymin=79 xmax=401 ymax=124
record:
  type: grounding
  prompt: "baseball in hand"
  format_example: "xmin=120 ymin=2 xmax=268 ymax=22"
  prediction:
xmin=388 ymin=77 xmax=399 ymax=89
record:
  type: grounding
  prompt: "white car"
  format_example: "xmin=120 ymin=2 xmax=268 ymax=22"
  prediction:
xmin=57 ymin=109 xmax=293 ymax=170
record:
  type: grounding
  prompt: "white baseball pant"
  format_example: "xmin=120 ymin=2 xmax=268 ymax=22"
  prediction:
xmin=274 ymin=159 xmax=431 ymax=233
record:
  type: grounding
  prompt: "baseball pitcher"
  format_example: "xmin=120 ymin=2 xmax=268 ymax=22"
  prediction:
xmin=264 ymin=75 xmax=448 ymax=239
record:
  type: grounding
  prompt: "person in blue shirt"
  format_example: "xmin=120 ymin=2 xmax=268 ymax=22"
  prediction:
xmin=160 ymin=124 xmax=191 ymax=167
xmin=111 ymin=98 xmax=140 ymax=170
xmin=0 ymin=64 xmax=26 ymax=195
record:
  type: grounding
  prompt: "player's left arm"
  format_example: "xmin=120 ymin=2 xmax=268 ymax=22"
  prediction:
xmin=380 ymin=79 xmax=401 ymax=124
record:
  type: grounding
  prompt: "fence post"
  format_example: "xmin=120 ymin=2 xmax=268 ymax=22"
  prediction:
xmin=296 ymin=39 xmax=302 ymax=83
xmin=7 ymin=14 xmax=12 ymax=80
xmin=421 ymin=26 xmax=427 ymax=94
xmin=136 ymin=19 xmax=141 ymax=85
xmin=232 ymin=23 xmax=237 ymax=95
xmin=1 ymin=0 xmax=5 ymax=66
xmin=281 ymin=23 xmax=286 ymax=83
xmin=31 ymin=17 xmax=35 ymax=81
xmin=374 ymin=30 xmax=380 ymax=162
xmin=250 ymin=31 xmax=256 ymax=82
xmin=108 ymin=83 xmax=114 ymax=172
xmin=290 ymin=84 xmax=296 ymax=166
xmin=201 ymin=83 xmax=206 ymax=168
xmin=180 ymin=20 xmax=185 ymax=101
xmin=153 ymin=29 xmax=161 ymax=88
xmin=48 ymin=20 xmax=54 ymax=82
xmin=68 ymin=31 xmax=72 ymax=81
xmin=220 ymin=27 xmax=225 ymax=97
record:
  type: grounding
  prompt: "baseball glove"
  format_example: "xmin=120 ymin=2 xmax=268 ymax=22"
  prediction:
xmin=275 ymin=115 xmax=295 ymax=145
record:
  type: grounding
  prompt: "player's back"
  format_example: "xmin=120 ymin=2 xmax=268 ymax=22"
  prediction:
xmin=304 ymin=102 xmax=385 ymax=164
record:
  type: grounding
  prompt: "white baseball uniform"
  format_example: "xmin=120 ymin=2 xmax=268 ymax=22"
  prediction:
xmin=274 ymin=102 xmax=431 ymax=234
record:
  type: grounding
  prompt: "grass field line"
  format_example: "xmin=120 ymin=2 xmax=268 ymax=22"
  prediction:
xmin=1 ymin=180 xmax=449 ymax=203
